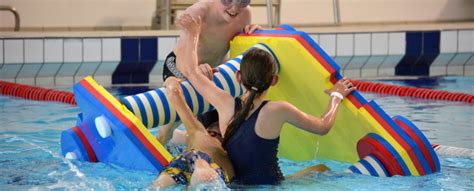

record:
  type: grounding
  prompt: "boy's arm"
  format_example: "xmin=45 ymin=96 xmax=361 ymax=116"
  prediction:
xmin=175 ymin=14 xmax=234 ymax=115
xmin=182 ymin=1 xmax=208 ymax=20
xmin=164 ymin=77 xmax=207 ymax=134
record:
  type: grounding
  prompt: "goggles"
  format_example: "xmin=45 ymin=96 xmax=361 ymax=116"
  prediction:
xmin=221 ymin=0 xmax=251 ymax=8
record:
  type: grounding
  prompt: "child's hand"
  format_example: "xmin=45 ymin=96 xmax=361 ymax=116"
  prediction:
xmin=324 ymin=78 xmax=356 ymax=98
xmin=163 ymin=77 xmax=182 ymax=95
xmin=176 ymin=13 xmax=201 ymax=35
xmin=198 ymin=63 xmax=214 ymax=80
xmin=244 ymin=24 xmax=262 ymax=34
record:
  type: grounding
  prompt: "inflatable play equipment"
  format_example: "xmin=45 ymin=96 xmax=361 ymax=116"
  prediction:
xmin=120 ymin=43 xmax=278 ymax=128
xmin=221 ymin=25 xmax=439 ymax=176
xmin=60 ymin=25 xmax=440 ymax=177
xmin=60 ymin=77 xmax=172 ymax=172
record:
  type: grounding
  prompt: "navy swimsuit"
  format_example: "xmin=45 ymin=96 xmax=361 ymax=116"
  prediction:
xmin=225 ymin=98 xmax=284 ymax=185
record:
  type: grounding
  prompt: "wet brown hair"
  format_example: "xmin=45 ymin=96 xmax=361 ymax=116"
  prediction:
xmin=222 ymin=48 xmax=276 ymax=147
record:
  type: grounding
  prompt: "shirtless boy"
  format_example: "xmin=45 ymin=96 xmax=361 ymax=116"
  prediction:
xmin=163 ymin=0 xmax=261 ymax=80
xmin=158 ymin=0 xmax=260 ymax=145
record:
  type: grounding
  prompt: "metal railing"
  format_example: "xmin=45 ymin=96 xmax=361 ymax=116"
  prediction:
xmin=0 ymin=5 xmax=20 ymax=31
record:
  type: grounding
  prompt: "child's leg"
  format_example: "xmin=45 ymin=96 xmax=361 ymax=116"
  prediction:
xmin=156 ymin=122 xmax=186 ymax=145
xmin=189 ymin=159 xmax=219 ymax=187
xmin=150 ymin=173 xmax=177 ymax=188
xmin=287 ymin=164 xmax=330 ymax=178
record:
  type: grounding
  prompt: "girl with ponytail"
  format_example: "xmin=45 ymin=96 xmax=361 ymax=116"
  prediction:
xmin=175 ymin=13 xmax=355 ymax=185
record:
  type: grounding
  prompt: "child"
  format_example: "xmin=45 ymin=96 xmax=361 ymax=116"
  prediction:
xmin=158 ymin=0 xmax=261 ymax=145
xmin=175 ymin=13 xmax=355 ymax=185
xmin=151 ymin=77 xmax=233 ymax=188
xmin=163 ymin=0 xmax=261 ymax=80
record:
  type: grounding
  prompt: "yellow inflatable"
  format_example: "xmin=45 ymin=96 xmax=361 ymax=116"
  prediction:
xmin=230 ymin=26 xmax=439 ymax=176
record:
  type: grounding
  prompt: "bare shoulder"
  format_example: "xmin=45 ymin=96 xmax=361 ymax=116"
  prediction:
xmin=185 ymin=0 xmax=211 ymax=17
xmin=239 ymin=7 xmax=252 ymax=24
xmin=262 ymin=101 xmax=293 ymax=116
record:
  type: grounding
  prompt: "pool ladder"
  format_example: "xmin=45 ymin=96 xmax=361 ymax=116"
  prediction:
xmin=0 ymin=5 xmax=20 ymax=31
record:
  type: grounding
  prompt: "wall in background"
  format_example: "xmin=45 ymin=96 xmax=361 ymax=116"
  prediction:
xmin=0 ymin=0 xmax=473 ymax=30
xmin=1 ymin=29 xmax=472 ymax=87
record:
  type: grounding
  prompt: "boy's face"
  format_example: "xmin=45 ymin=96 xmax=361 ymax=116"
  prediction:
xmin=220 ymin=0 xmax=250 ymax=20
xmin=207 ymin=122 xmax=223 ymax=142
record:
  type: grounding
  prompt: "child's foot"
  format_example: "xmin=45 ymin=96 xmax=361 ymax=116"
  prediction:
xmin=190 ymin=159 xmax=219 ymax=187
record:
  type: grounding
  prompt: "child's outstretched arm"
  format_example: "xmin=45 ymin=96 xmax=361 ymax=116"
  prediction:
xmin=175 ymin=14 xmax=234 ymax=126
xmin=264 ymin=78 xmax=355 ymax=138
xmin=164 ymin=77 xmax=206 ymax=135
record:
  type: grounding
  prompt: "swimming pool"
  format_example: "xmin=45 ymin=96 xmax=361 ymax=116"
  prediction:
xmin=0 ymin=76 xmax=472 ymax=190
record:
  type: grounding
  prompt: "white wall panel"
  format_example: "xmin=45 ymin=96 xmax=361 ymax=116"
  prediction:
xmin=102 ymin=38 xmax=121 ymax=62
xmin=440 ymin=30 xmax=458 ymax=53
xmin=83 ymin=38 xmax=102 ymax=62
xmin=158 ymin=37 xmax=177 ymax=61
xmin=4 ymin=40 xmax=23 ymax=64
xmin=25 ymin=39 xmax=44 ymax=63
xmin=372 ymin=33 xmax=389 ymax=55
xmin=354 ymin=33 xmax=371 ymax=56
xmin=319 ymin=34 xmax=336 ymax=57
xmin=45 ymin=39 xmax=63 ymax=63
xmin=64 ymin=39 xmax=83 ymax=63
xmin=336 ymin=34 xmax=354 ymax=56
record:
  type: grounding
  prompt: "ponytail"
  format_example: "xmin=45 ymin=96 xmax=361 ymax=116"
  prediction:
xmin=221 ymin=48 xmax=276 ymax=147
xmin=222 ymin=88 xmax=258 ymax=147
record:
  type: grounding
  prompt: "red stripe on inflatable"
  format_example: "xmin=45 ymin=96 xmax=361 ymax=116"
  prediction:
xmin=72 ymin=126 xmax=97 ymax=162
xmin=364 ymin=104 xmax=426 ymax=175
xmin=395 ymin=119 xmax=436 ymax=173
xmin=78 ymin=80 xmax=169 ymax=167
xmin=358 ymin=135 xmax=405 ymax=176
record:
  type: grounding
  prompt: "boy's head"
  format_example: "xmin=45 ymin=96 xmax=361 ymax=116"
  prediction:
xmin=237 ymin=48 xmax=278 ymax=94
xmin=219 ymin=0 xmax=251 ymax=19
xmin=206 ymin=122 xmax=223 ymax=142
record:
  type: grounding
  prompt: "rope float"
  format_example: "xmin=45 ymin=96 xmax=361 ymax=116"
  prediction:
xmin=350 ymin=80 xmax=474 ymax=103
xmin=432 ymin=144 xmax=474 ymax=158
xmin=0 ymin=80 xmax=76 ymax=105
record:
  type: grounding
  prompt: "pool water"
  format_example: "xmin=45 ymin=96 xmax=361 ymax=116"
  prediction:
xmin=1 ymin=76 xmax=473 ymax=190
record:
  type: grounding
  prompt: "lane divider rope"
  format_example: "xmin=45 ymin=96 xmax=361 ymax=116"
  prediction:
xmin=350 ymin=80 xmax=474 ymax=103
xmin=0 ymin=81 xmax=76 ymax=105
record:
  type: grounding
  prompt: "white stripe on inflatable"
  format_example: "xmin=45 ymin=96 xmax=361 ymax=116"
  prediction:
xmin=182 ymin=81 xmax=199 ymax=115
xmin=353 ymin=161 xmax=371 ymax=175
xmin=220 ymin=65 xmax=241 ymax=96
xmin=364 ymin=155 xmax=387 ymax=177
xmin=137 ymin=94 xmax=154 ymax=128
xmin=228 ymin=60 xmax=241 ymax=71
xmin=124 ymin=96 xmax=142 ymax=122
xmin=214 ymin=73 xmax=230 ymax=93
xmin=149 ymin=91 xmax=165 ymax=125
xmin=163 ymin=89 xmax=178 ymax=123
